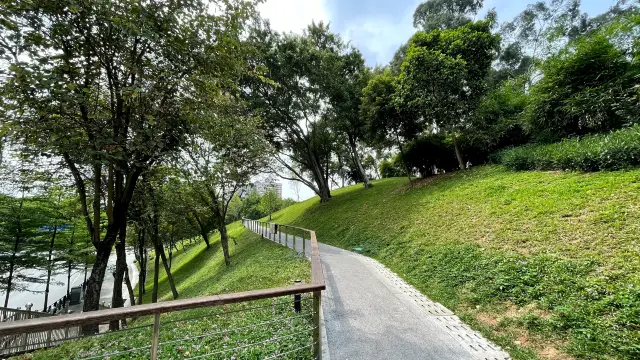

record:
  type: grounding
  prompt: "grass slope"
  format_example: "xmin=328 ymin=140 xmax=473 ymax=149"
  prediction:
xmin=22 ymin=223 xmax=312 ymax=360
xmin=144 ymin=222 xmax=309 ymax=302
xmin=270 ymin=165 xmax=640 ymax=360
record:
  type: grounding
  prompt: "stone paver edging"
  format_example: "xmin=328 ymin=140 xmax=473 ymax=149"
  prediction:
xmin=254 ymin=226 xmax=511 ymax=360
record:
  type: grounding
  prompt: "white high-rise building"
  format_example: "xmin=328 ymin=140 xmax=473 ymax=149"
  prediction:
xmin=253 ymin=180 xmax=282 ymax=199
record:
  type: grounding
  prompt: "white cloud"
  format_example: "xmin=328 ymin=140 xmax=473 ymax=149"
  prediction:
xmin=342 ymin=1 xmax=421 ymax=66
xmin=258 ymin=0 xmax=331 ymax=34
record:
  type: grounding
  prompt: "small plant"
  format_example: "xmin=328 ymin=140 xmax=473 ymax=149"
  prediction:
xmin=496 ymin=125 xmax=640 ymax=171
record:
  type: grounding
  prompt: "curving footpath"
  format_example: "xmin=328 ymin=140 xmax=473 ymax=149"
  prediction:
xmin=260 ymin=228 xmax=511 ymax=360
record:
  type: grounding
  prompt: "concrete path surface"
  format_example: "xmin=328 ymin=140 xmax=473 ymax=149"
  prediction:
xmin=255 ymin=226 xmax=511 ymax=360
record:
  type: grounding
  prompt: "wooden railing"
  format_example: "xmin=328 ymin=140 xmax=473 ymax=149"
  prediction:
xmin=0 ymin=220 xmax=325 ymax=359
xmin=0 ymin=306 xmax=82 ymax=355
xmin=1 ymin=307 xmax=51 ymax=323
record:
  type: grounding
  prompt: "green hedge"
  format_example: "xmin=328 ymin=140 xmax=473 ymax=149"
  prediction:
xmin=496 ymin=125 xmax=640 ymax=171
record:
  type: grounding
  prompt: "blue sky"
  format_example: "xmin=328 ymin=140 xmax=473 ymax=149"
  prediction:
xmin=257 ymin=0 xmax=620 ymax=200
xmin=260 ymin=0 xmax=619 ymax=67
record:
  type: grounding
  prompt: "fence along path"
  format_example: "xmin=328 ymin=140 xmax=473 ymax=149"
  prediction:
xmin=0 ymin=306 xmax=81 ymax=355
xmin=0 ymin=221 xmax=325 ymax=359
xmin=249 ymin=220 xmax=511 ymax=360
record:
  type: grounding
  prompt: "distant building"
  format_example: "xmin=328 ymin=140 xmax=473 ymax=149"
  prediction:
xmin=251 ymin=179 xmax=283 ymax=199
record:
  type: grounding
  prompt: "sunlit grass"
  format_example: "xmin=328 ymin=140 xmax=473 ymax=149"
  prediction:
xmin=270 ymin=165 xmax=640 ymax=360
xmin=20 ymin=223 xmax=312 ymax=360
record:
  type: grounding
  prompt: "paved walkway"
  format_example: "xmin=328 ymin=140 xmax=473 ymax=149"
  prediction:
xmin=257 ymin=227 xmax=510 ymax=360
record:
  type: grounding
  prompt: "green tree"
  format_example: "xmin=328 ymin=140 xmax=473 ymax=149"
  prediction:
xmin=240 ymin=190 xmax=267 ymax=220
xmin=500 ymin=0 xmax=590 ymax=63
xmin=260 ymin=188 xmax=282 ymax=221
xmin=525 ymin=32 xmax=639 ymax=142
xmin=179 ymin=98 xmax=268 ymax=266
xmin=317 ymin=29 xmax=373 ymax=188
xmin=463 ymin=78 xmax=529 ymax=156
xmin=0 ymin=156 xmax=51 ymax=308
xmin=362 ymin=154 xmax=379 ymax=179
xmin=413 ymin=0 xmax=484 ymax=32
xmin=0 ymin=0 xmax=257 ymax=318
xmin=361 ymin=70 xmax=420 ymax=185
xmin=397 ymin=20 xmax=500 ymax=169
xmin=243 ymin=22 xmax=343 ymax=203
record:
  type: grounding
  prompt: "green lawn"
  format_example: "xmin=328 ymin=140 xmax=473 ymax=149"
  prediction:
xmin=20 ymin=223 xmax=313 ymax=360
xmin=270 ymin=165 xmax=640 ymax=360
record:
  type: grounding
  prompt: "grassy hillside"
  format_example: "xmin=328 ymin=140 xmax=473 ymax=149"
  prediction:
xmin=143 ymin=222 xmax=309 ymax=302
xmin=270 ymin=165 xmax=640 ymax=360
xmin=22 ymin=223 xmax=313 ymax=360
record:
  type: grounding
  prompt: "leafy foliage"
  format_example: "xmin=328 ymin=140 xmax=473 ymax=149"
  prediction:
xmin=413 ymin=0 xmax=484 ymax=32
xmin=463 ymin=78 xmax=529 ymax=158
xmin=270 ymin=166 xmax=640 ymax=360
xmin=378 ymin=156 xmax=405 ymax=178
xmin=398 ymin=20 xmax=500 ymax=168
xmin=403 ymin=134 xmax=458 ymax=177
xmin=497 ymin=125 xmax=640 ymax=171
xmin=24 ymin=223 xmax=312 ymax=360
xmin=525 ymin=33 xmax=639 ymax=142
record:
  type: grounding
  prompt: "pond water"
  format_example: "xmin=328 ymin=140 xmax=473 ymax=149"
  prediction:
xmin=2 ymin=248 xmax=139 ymax=312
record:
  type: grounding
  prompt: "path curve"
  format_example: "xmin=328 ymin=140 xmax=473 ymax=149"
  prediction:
xmin=259 ymin=227 xmax=511 ymax=360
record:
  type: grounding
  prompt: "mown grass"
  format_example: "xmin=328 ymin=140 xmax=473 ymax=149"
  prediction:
xmin=497 ymin=125 xmax=640 ymax=172
xmin=19 ymin=223 xmax=312 ymax=360
xmin=270 ymin=166 xmax=640 ymax=360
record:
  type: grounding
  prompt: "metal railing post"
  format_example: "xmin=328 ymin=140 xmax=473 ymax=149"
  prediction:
xmin=313 ymin=291 xmax=322 ymax=360
xmin=303 ymin=232 xmax=306 ymax=256
xmin=151 ymin=313 xmax=160 ymax=360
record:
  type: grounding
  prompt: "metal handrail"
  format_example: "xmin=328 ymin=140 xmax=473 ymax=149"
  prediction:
xmin=0 ymin=219 xmax=326 ymax=360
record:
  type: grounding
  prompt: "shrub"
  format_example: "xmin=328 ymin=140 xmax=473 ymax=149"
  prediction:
xmin=403 ymin=133 xmax=458 ymax=176
xmin=463 ymin=78 xmax=530 ymax=160
xmin=497 ymin=125 xmax=640 ymax=171
xmin=525 ymin=34 xmax=639 ymax=142
xmin=379 ymin=156 xmax=405 ymax=178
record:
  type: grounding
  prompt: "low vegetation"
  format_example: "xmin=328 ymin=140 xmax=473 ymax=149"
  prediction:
xmin=497 ymin=125 xmax=640 ymax=172
xmin=270 ymin=166 xmax=640 ymax=360
xmin=20 ymin=223 xmax=312 ymax=360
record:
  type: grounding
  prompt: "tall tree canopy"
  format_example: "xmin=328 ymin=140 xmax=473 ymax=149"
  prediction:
xmin=397 ymin=20 xmax=500 ymax=168
xmin=361 ymin=69 xmax=420 ymax=184
xmin=0 ymin=0 xmax=257 ymax=318
xmin=244 ymin=22 xmax=357 ymax=202
xmin=413 ymin=0 xmax=484 ymax=32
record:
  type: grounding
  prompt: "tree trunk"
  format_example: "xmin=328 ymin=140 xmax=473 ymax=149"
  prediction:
xmin=350 ymin=138 xmax=371 ymax=188
xmin=82 ymin=238 xmax=114 ymax=334
xmin=66 ymin=227 xmax=75 ymax=299
xmin=109 ymin=237 xmax=126 ymax=330
xmin=43 ymin=225 xmax=58 ymax=311
xmin=83 ymin=263 xmax=88 ymax=287
xmin=66 ymin=261 xmax=72 ymax=299
xmin=137 ymin=228 xmax=145 ymax=303
xmin=148 ymin=187 xmax=178 ymax=300
xmin=209 ymin=189 xmax=232 ymax=264
xmin=192 ymin=212 xmax=210 ymax=249
xmin=156 ymin=245 xmax=178 ymax=299
xmin=396 ymin=133 xmax=413 ymax=187
xmin=452 ymin=136 xmax=465 ymax=170
xmin=124 ymin=266 xmax=135 ymax=308
xmin=4 ymin=235 xmax=19 ymax=308
xmin=142 ymin=249 xmax=147 ymax=295
xmin=151 ymin=252 xmax=159 ymax=303
xmin=219 ymin=223 xmax=231 ymax=266
xmin=307 ymin=144 xmax=331 ymax=203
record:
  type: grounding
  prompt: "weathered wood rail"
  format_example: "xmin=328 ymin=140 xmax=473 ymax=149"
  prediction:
xmin=0 ymin=306 xmax=81 ymax=356
xmin=0 ymin=220 xmax=325 ymax=359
